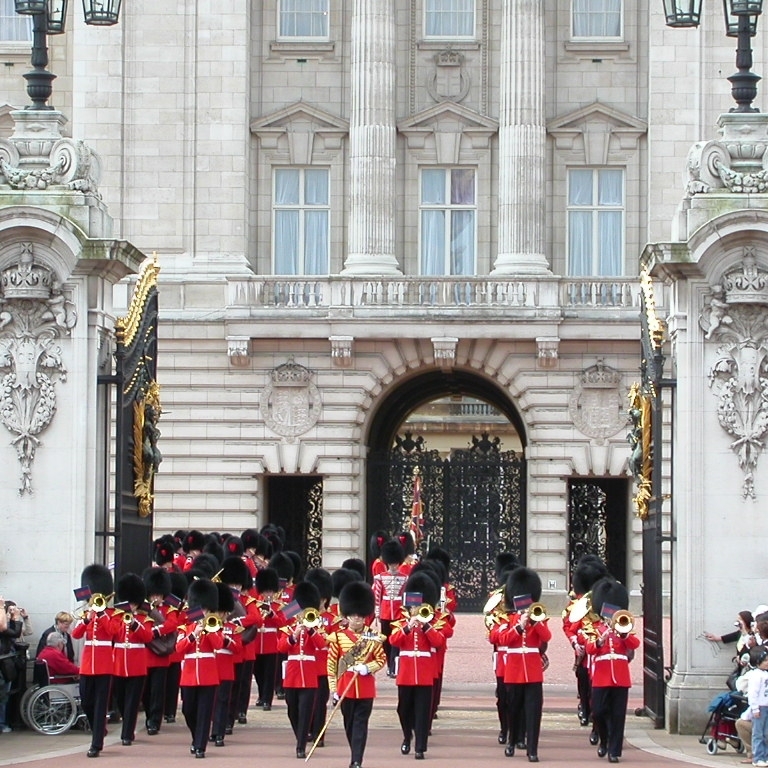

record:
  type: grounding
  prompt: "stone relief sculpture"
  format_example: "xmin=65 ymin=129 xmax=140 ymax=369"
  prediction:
xmin=0 ymin=244 xmax=76 ymax=493
xmin=701 ymin=249 xmax=768 ymax=499
xmin=568 ymin=360 xmax=627 ymax=441
xmin=260 ymin=360 xmax=321 ymax=440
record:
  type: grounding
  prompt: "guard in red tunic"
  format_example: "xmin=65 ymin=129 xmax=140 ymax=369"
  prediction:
xmin=369 ymin=530 xmax=389 ymax=580
xmin=177 ymin=530 xmax=205 ymax=572
xmin=326 ymin=581 xmax=387 ymax=768
xmin=277 ymin=581 xmax=328 ymax=759
xmin=373 ymin=539 xmax=409 ymax=677
xmin=252 ymin=567 xmax=286 ymax=711
xmin=111 ymin=573 xmax=155 ymax=747
xmin=584 ymin=577 xmax=640 ymax=764
xmin=176 ymin=578 xmax=224 ymax=759
xmin=71 ymin=564 xmax=119 ymax=759
xmin=164 ymin=571 xmax=189 ymax=724
xmin=389 ymin=571 xmax=446 ymax=760
xmin=490 ymin=566 xmax=551 ymax=763
xmin=141 ymin=567 xmax=181 ymax=736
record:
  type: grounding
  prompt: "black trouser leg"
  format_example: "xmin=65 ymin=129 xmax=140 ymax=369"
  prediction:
xmin=576 ymin=664 xmax=591 ymax=721
xmin=309 ymin=675 xmax=329 ymax=739
xmin=342 ymin=697 xmax=373 ymax=765
xmin=164 ymin=662 xmax=181 ymax=720
xmin=495 ymin=675 xmax=508 ymax=735
xmin=396 ymin=685 xmax=414 ymax=743
xmin=143 ymin=666 xmax=167 ymax=730
xmin=80 ymin=674 xmax=112 ymax=751
xmin=212 ymin=679 xmax=233 ymax=738
xmin=182 ymin=685 xmax=216 ymax=753
xmin=411 ymin=685 xmax=432 ymax=752
xmin=233 ymin=659 xmax=253 ymax=717
xmin=254 ymin=653 xmax=276 ymax=706
xmin=117 ymin=675 xmax=145 ymax=742
xmin=591 ymin=686 xmax=628 ymax=758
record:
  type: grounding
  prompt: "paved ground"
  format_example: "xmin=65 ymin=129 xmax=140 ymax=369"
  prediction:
xmin=0 ymin=614 xmax=749 ymax=767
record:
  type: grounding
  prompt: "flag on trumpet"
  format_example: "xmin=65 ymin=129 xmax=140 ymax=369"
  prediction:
xmin=409 ymin=469 xmax=425 ymax=546
xmin=73 ymin=586 xmax=92 ymax=602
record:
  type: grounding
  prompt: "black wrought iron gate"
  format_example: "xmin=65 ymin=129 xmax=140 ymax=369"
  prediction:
xmin=113 ymin=258 xmax=160 ymax=579
xmin=367 ymin=432 xmax=525 ymax=612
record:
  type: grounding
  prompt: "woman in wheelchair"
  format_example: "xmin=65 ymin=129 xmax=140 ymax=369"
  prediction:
xmin=36 ymin=633 xmax=79 ymax=683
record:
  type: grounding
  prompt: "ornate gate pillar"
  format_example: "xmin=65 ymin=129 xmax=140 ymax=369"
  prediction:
xmin=0 ymin=109 xmax=143 ymax=623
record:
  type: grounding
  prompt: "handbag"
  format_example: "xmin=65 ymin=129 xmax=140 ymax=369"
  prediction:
xmin=0 ymin=654 xmax=18 ymax=683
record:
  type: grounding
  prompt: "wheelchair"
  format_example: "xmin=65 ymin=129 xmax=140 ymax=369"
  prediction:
xmin=19 ymin=660 xmax=87 ymax=735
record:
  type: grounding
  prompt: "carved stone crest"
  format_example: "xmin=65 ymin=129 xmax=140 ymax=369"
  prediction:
xmin=260 ymin=361 xmax=321 ymax=438
xmin=427 ymin=49 xmax=471 ymax=104
xmin=568 ymin=360 xmax=627 ymax=440
xmin=0 ymin=243 xmax=76 ymax=493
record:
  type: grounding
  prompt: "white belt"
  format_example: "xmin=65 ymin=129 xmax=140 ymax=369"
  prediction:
xmin=507 ymin=647 xmax=541 ymax=655
xmin=258 ymin=627 xmax=277 ymax=633
xmin=595 ymin=654 xmax=628 ymax=662
xmin=287 ymin=654 xmax=316 ymax=661
xmin=185 ymin=652 xmax=215 ymax=659
xmin=120 ymin=643 xmax=146 ymax=650
xmin=85 ymin=640 xmax=113 ymax=647
xmin=399 ymin=651 xmax=431 ymax=658
xmin=218 ymin=649 xmax=234 ymax=656
xmin=382 ymin=596 xmax=400 ymax=600
xmin=496 ymin=646 xmax=510 ymax=652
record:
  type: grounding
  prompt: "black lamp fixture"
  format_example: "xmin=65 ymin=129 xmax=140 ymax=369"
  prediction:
xmin=15 ymin=0 xmax=122 ymax=110
xmin=662 ymin=0 xmax=765 ymax=113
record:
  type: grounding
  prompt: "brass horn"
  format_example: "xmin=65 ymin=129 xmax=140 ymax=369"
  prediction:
xmin=611 ymin=610 xmax=634 ymax=634
xmin=568 ymin=593 xmax=591 ymax=624
xmin=203 ymin=614 xmax=223 ymax=633
xmin=122 ymin=611 xmax=134 ymax=625
xmin=301 ymin=608 xmax=321 ymax=629
xmin=415 ymin=604 xmax=434 ymax=623
xmin=90 ymin=593 xmax=113 ymax=612
xmin=528 ymin=602 xmax=548 ymax=622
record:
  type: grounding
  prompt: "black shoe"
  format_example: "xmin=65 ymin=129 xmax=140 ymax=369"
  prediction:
xmin=215 ymin=738 xmax=225 ymax=747
xmin=350 ymin=763 xmax=362 ymax=768
xmin=296 ymin=749 xmax=306 ymax=759
xmin=195 ymin=750 xmax=205 ymax=759
xmin=147 ymin=727 xmax=159 ymax=736
xmin=504 ymin=745 xmax=515 ymax=758
xmin=498 ymin=731 xmax=507 ymax=745
xmin=263 ymin=704 xmax=272 ymax=711
xmin=276 ymin=691 xmax=286 ymax=700
xmin=528 ymin=757 xmax=539 ymax=764
xmin=255 ymin=699 xmax=265 ymax=706
xmin=415 ymin=753 xmax=425 ymax=760
xmin=608 ymin=758 xmax=619 ymax=764
xmin=401 ymin=741 xmax=411 ymax=755
xmin=190 ymin=746 xmax=196 ymax=755
xmin=597 ymin=745 xmax=607 ymax=758
xmin=579 ymin=715 xmax=590 ymax=726
xmin=516 ymin=741 xmax=527 ymax=751
xmin=165 ymin=715 xmax=176 ymax=724
xmin=87 ymin=749 xmax=100 ymax=758
xmin=589 ymin=731 xmax=600 ymax=746
xmin=225 ymin=725 xmax=233 ymax=735
xmin=237 ymin=713 xmax=247 ymax=724
xmin=121 ymin=739 xmax=132 ymax=746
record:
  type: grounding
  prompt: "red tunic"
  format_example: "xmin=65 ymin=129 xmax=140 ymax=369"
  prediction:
xmin=327 ymin=628 xmax=386 ymax=699
xmin=72 ymin=609 xmax=119 ymax=676
xmin=253 ymin=597 xmax=286 ymax=655
xmin=112 ymin=612 xmax=154 ymax=677
xmin=277 ymin=624 xmax=327 ymax=688
xmin=215 ymin=622 xmax=243 ymax=682
xmin=372 ymin=568 xmax=409 ymax=621
xmin=146 ymin=604 xmax=181 ymax=669
xmin=389 ymin=614 xmax=446 ymax=686
xmin=585 ymin=623 xmax=640 ymax=688
xmin=176 ymin=622 xmax=225 ymax=686
xmin=238 ymin=595 xmax=264 ymax=662
xmin=491 ymin=613 xmax=551 ymax=684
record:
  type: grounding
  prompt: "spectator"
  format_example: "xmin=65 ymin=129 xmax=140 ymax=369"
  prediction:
xmin=36 ymin=612 xmax=75 ymax=663
xmin=3 ymin=601 xmax=33 ymax=638
xmin=704 ymin=610 xmax=756 ymax=654
xmin=36 ymin=632 xmax=80 ymax=683
xmin=0 ymin=600 xmax=24 ymax=732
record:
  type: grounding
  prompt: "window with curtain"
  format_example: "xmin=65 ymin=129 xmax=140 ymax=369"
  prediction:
xmin=0 ymin=0 xmax=31 ymax=41
xmin=572 ymin=0 xmax=622 ymax=38
xmin=420 ymin=168 xmax=476 ymax=276
xmin=425 ymin=0 xmax=475 ymax=38
xmin=567 ymin=168 xmax=624 ymax=277
xmin=273 ymin=168 xmax=330 ymax=275
xmin=279 ymin=0 xmax=329 ymax=38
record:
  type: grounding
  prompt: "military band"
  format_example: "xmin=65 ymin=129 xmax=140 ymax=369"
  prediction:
xmin=67 ymin=530 xmax=637 ymax=765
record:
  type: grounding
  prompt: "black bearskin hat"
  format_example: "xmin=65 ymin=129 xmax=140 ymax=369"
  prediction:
xmin=404 ymin=571 xmax=439 ymax=608
xmin=590 ymin=577 xmax=629 ymax=616
xmin=182 ymin=530 xmax=205 ymax=554
xmin=495 ymin=552 xmax=519 ymax=586
xmin=261 ymin=524 xmax=285 ymax=554
xmin=304 ymin=567 xmax=334 ymax=604
xmin=241 ymin=528 xmax=260 ymax=551
xmin=116 ymin=573 xmax=146 ymax=606
xmin=369 ymin=530 xmax=389 ymax=560
xmin=142 ymin=567 xmax=171 ymax=598
xmin=505 ymin=566 xmax=542 ymax=604
xmin=215 ymin=582 xmax=235 ymax=614
xmin=255 ymin=567 xmax=280 ymax=595
xmin=187 ymin=578 xmax=219 ymax=612
xmin=572 ymin=556 xmax=609 ymax=596
xmin=339 ymin=581 xmax=375 ymax=618
xmin=173 ymin=530 xmax=187 ymax=549
xmin=293 ymin=581 xmax=321 ymax=610
xmin=381 ymin=539 xmax=405 ymax=566
xmin=268 ymin=552 xmax=294 ymax=582
xmin=223 ymin=536 xmax=244 ymax=559
xmin=169 ymin=571 xmax=188 ymax=602
xmin=154 ymin=540 xmax=175 ymax=567
xmin=395 ymin=531 xmax=415 ymax=557
xmin=202 ymin=537 xmax=224 ymax=564
xmin=219 ymin=556 xmax=249 ymax=587
xmin=426 ymin=546 xmax=451 ymax=576
xmin=411 ymin=561 xmax=444 ymax=595
xmin=332 ymin=568 xmax=361 ymax=599
xmin=284 ymin=551 xmax=302 ymax=582
xmin=341 ymin=558 xmax=366 ymax=580
xmin=190 ymin=553 xmax=220 ymax=578
xmin=81 ymin=564 xmax=113 ymax=597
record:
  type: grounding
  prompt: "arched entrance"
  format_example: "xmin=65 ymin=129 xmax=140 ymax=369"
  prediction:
xmin=366 ymin=370 xmax=527 ymax=611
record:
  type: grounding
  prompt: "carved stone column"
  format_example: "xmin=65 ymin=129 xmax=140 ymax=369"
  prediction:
xmin=492 ymin=0 xmax=550 ymax=275
xmin=342 ymin=0 xmax=401 ymax=275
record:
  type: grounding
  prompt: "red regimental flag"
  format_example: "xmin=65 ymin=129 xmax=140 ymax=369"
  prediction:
xmin=409 ymin=473 xmax=424 ymax=545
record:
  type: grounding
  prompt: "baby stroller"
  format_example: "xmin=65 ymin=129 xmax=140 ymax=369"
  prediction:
xmin=699 ymin=691 xmax=748 ymax=756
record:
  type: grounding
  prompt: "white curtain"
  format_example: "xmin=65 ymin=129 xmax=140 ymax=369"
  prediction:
xmin=568 ymin=170 xmax=593 ymax=276
xmin=598 ymin=169 xmax=623 ymax=276
xmin=422 ymin=210 xmax=445 ymax=276
xmin=280 ymin=0 xmax=328 ymax=37
xmin=274 ymin=170 xmax=300 ymax=274
xmin=572 ymin=0 xmax=621 ymax=37
xmin=425 ymin=0 xmax=474 ymax=37
xmin=451 ymin=211 xmax=474 ymax=275
xmin=0 ymin=0 xmax=31 ymax=41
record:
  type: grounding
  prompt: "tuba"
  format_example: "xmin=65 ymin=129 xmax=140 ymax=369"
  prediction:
xmin=203 ymin=614 xmax=223 ymax=633
xmin=611 ymin=610 xmax=634 ymax=634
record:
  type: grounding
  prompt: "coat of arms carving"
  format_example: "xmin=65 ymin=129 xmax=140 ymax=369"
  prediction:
xmin=260 ymin=361 xmax=321 ymax=438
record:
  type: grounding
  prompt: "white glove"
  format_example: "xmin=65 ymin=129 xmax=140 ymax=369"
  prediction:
xmin=332 ymin=692 xmax=341 ymax=705
xmin=353 ymin=663 xmax=369 ymax=676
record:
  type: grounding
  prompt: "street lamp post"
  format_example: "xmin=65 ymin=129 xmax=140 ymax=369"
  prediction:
xmin=662 ymin=0 xmax=765 ymax=113
xmin=14 ymin=0 xmax=121 ymax=111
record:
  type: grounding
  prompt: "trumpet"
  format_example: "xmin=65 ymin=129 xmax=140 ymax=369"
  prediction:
xmin=122 ymin=612 xmax=134 ymax=625
xmin=203 ymin=614 xmax=223 ymax=633
xmin=301 ymin=608 xmax=321 ymax=629
xmin=611 ymin=610 xmax=634 ymax=634
xmin=90 ymin=593 xmax=113 ymax=613
xmin=414 ymin=604 xmax=434 ymax=623
xmin=528 ymin=603 xmax=548 ymax=622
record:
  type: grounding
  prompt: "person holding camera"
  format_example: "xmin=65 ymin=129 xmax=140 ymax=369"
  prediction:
xmin=0 ymin=599 xmax=24 ymax=732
